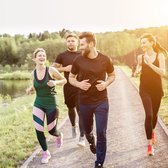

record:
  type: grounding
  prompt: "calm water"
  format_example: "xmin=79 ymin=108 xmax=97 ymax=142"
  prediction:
xmin=0 ymin=80 xmax=31 ymax=99
xmin=1 ymin=79 xmax=167 ymax=99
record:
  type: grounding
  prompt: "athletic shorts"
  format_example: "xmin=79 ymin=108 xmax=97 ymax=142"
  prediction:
xmin=63 ymin=84 xmax=79 ymax=108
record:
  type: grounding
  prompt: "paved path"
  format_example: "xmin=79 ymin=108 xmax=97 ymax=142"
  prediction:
xmin=21 ymin=67 xmax=168 ymax=168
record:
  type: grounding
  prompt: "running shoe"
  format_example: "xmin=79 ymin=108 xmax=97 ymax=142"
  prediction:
xmin=89 ymin=135 xmax=96 ymax=154
xmin=147 ymin=145 xmax=154 ymax=156
xmin=95 ymin=163 xmax=104 ymax=168
xmin=56 ymin=132 xmax=63 ymax=148
xmin=77 ymin=136 xmax=86 ymax=147
xmin=41 ymin=150 xmax=51 ymax=164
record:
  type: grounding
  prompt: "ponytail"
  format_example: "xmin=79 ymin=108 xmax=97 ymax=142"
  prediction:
xmin=153 ymin=42 xmax=168 ymax=57
xmin=140 ymin=33 xmax=168 ymax=57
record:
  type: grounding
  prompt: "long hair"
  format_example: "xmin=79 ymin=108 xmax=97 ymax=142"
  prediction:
xmin=140 ymin=33 xmax=167 ymax=56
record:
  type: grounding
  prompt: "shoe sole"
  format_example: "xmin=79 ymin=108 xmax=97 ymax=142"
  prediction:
xmin=41 ymin=155 xmax=51 ymax=164
xmin=77 ymin=143 xmax=86 ymax=147
xmin=147 ymin=150 xmax=155 ymax=156
xmin=148 ymin=153 xmax=154 ymax=156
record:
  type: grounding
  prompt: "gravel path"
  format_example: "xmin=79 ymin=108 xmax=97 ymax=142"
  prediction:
xmin=21 ymin=67 xmax=168 ymax=168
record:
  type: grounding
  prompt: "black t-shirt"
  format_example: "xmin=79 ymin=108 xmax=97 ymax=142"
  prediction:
xmin=55 ymin=50 xmax=81 ymax=83
xmin=71 ymin=52 xmax=114 ymax=104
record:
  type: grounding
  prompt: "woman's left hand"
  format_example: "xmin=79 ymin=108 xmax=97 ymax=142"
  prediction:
xmin=47 ymin=80 xmax=56 ymax=87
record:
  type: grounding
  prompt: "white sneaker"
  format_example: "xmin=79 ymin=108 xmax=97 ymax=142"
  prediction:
xmin=77 ymin=136 xmax=86 ymax=147
xmin=41 ymin=150 xmax=51 ymax=164
xmin=56 ymin=132 xmax=63 ymax=148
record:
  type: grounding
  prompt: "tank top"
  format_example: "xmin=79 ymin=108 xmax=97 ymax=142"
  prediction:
xmin=140 ymin=54 xmax=163 ymax=96
xmin=34 ymin=67 xmax=57 ymax=109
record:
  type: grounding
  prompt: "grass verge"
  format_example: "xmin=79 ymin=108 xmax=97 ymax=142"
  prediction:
xmin=0 ymin=86 xmax=67 ymax=168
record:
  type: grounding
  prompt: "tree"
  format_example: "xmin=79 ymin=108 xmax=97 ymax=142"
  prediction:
xmin=39 ymin=31 xmax=50 ymax=41
xmin=0 ymin=37 xmax=18 ymax=65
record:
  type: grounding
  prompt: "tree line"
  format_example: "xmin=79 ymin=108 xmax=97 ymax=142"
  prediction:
xmin=0 ymin=26 xmax=168 ymax=72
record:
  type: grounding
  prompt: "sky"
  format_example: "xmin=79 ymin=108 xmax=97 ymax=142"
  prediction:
xmin=1 ymin=0 xmax=168 ymax=35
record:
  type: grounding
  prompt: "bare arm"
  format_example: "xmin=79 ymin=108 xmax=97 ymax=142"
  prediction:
xmin=48 ymin=67 xmax=67 ymax=87
xmin=133 ymin=55 xmax=142 ymax=77
xmin=145 ymin=53 xmax=165 ymax=77
xmin=26 ymin=72 xmax=35 ymax=95
xmin=69 ymin=72 xmax=91 ymax=90
xmin=105 ymin=71 xmax=115 ymax=86
xmin=69 ymin=71 xmax=115 ymax=92
xmin=96 ymin=71 xmax=115 ymax=91
xmin=52 ymin=62 xmax=72 ymax=72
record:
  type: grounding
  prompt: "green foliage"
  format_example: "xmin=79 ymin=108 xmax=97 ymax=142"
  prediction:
xmin=14 ymin=34 xmax=26 ymax=45
xmin=0 ymin=94 xmax=12 ymax=104
xmin=4 ymin=64 xmax=12 ymax=72
xmin=1 ymin=26 xmax=168 ymax=70
xmin=0 ymin=37 xmax=19 ymax=66
xmin=0 ymin=71 xmax=31 ymax=80
xmin=97 ymin=32 xmax=138 ymax=57
xmin=16 ymin=38 xmax=65 ymax=67
xmin=1 ymin=94 xmax=12 ymax=103
xmin=38 ymin=30 xmax=50 ymax=41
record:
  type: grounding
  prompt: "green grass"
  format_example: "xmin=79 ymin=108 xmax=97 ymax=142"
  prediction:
xmin=0 ymin=86 xmax=67 ymax=168
xmin=120 ymin=65 xmax=168 ymax=126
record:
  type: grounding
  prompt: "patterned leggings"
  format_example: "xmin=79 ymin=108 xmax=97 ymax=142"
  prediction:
xmin=33 ymin=106 xmax=60 ymax=151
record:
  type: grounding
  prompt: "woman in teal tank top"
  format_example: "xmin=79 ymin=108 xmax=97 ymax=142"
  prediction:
xmin=26 ymin=48 xmax=67 ymax=164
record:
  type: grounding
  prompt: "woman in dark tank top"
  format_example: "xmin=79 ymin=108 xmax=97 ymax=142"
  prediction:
xmin=140 ymin=53 xmax=163 ymax=97
xmin=134 ymin=33 xmax=167 ymax=156
xmin=26 ymin=48 xmax=67 ymax=164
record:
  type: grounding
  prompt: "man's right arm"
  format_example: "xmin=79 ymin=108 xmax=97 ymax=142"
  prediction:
xmin=69 ymin=72 xmax=91 ymax=90
xmin=69 ymin=72 xmax=79 ymax=87
xmin=52 ymin=62 xmax=72 ymax=72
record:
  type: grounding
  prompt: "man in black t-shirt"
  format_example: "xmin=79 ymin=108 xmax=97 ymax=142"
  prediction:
xmin=69 ymin=32 xmax=115 ymax=168
xmin=53 ymin=33 xmax=85 ymax=147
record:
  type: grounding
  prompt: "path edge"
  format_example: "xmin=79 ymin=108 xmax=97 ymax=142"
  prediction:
xmin=20 ymin=116 xmax=68 ymax=168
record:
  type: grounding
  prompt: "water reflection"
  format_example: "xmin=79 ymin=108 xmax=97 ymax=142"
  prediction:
xmin=0 ymin=80 xmax=31 ymax=99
